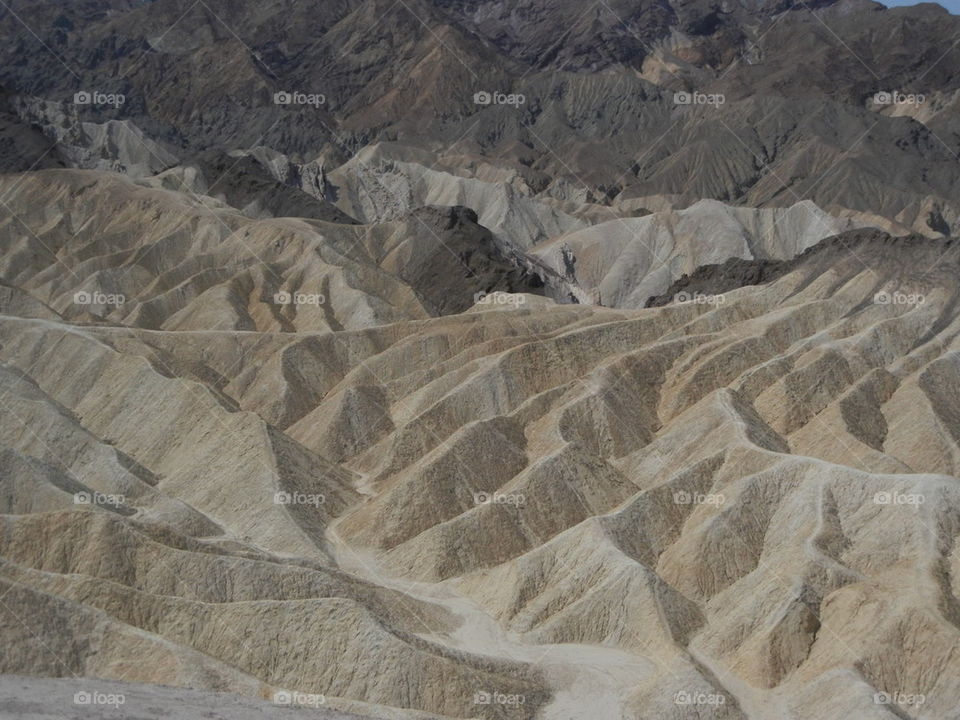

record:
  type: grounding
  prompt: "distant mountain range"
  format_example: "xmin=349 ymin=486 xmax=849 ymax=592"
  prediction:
xmin=1 ymin=0 xmax=958 ymax=237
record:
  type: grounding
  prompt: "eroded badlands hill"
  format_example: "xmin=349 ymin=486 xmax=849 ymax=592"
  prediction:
xmin=1 ymin=166 xmax=959 ymax=719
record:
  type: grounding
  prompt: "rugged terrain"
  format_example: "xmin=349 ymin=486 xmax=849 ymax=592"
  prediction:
xmin=2 ymin=0 xmax=960 ymax=236
xmin=1 ymin=0 xmax=960 ymax=718
xmin=2 ymin=167 xmax=960 ymax=718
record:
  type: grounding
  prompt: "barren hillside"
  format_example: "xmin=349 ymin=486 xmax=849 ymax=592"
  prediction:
xmin=1 ymin=0 xmax=959 ymax=718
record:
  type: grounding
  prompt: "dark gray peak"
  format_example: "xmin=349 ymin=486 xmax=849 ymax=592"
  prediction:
xmin=611 ymin=94 xmax=958 ymax=235
xmin=385 ymin=71 xmax=672 ymax=190
xmin=646 ymin=254 xmax=803 ymax=306
xmin=716 ymin=0 xmax=960 ymax=101
xmin=646 ymin=228 xmax=959 ymax=306
xmin=428 ymin=0 xmax=850 ymax=70
xmin=319 ymin=0 xmax=527 ymax=132
xmin=0 ymin=0 xmax=352 ymax=153
xmin=0 ymin=86 xmax=66 ymax=172
xmin=0 ymin=0 xmax=520 ymax=155
xmin=188 ymin=149 xmax=357 ymax=223
xmin=383 ymin=204 xmax=549 ymax=315
xmin=418 ymin=204 xmax=481 ymax=229
xmin=430 ymin=0 xmax=676 ymax=71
